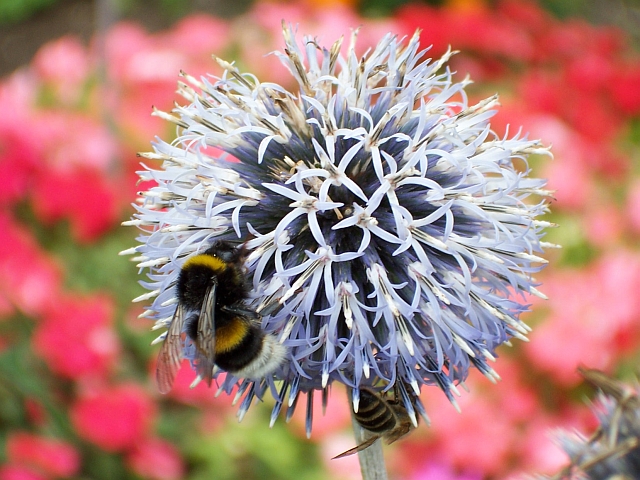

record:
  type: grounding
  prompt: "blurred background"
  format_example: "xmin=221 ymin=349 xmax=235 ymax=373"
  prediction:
xmin=1 ymin=0 xmax=640 ymax=479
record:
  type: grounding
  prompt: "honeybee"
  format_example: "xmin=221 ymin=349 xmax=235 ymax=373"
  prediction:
xmin=156 ymin=241 xmax=287 ymax=394
xmin=334 ymin=386 xmax=416 ymax=459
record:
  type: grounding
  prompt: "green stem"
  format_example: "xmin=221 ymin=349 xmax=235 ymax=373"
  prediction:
xmin=350 ymin=404 xmax=389 ymax=480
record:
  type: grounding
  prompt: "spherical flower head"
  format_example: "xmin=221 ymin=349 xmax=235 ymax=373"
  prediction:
xmin=126 ymin=24 xmax=552 ymax=431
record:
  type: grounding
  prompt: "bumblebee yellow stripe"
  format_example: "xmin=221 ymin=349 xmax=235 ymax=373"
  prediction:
xmin=215 ymin=318 xmax=250 ymax=353
xmin=183 ymin=254 xmax=227 ymax=273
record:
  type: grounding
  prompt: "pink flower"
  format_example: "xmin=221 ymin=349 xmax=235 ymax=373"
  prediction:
xmin=509 ymin=418 xmax=576 ymax=477
xmin=407 ymin=461 xmax=482 ymax=480
xmin=32 ymin=36 xmax=91 ymax=105
xmin=564 ymin=51 xmax=614 ymax=95
xmin=538 ymin=20 xmax=623 ymax=63
xmin=543 ymin=156 xmax=591 ymax=211
xmin=6 ymin=432 xmax=80 ymax=478
xmin=288 ymin=387 xmax=351 ymax=440
xmin=35 ymin=111 xmax=118 ymax=173
xmin=518 ymin=71 xmax=563 ymax=118
xmin=164 ymin=14 xmax=230 ymax=63
xmin=239 ymin=3 xmax=398 ymax=86
xmin=626 ymin=180 xmax=640 ymax=235
xmin=320 ymin=434 xmax=362 ymax=479
xmin=156 ymin=358 xmax=233 ymax=411
xmin=71 ymin=383 xmax=156 ymax=452
xmin=0 ymin=69 xmax=39 ymax=116
xmin=583 ymin=204 xmax=624 ymax=247
xmin=400 ymin=386 xmax=517 ymax=477
xmin=0 ymin=465 xmax=48 ymax=480
xmin=125 ymin=438 xmax=184 ymax=480
xmin=565 ymin=94 xmax=621 ymax=144
xmin=102 ymin=22 xmax=152 ymax=83
xmin=526 ymin=252 xmax=640 ymax=384
xmin=32 ymin=294 xmax=119 ymax=379
xmin=0 ymin=213 xmax=61 ymax=317
xmin=498 ymin=0 xmax=549 ymax=38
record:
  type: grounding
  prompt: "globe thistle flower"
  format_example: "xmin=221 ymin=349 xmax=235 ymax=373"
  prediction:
xmin=541 ymin=369 xmax=640 ymax=480
xmin=124 ymin=24 xmax=552 ymax=433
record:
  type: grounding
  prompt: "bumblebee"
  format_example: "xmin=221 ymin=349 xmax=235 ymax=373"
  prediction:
xmin=334 ymin=386 xmax=416 ymax=459
xmin=156 ymin=241 xmax=287 ymax=394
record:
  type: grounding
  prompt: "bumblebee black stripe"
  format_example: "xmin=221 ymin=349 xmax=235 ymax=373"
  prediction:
xmin=215 ymin=317 xmax=264 ymax=372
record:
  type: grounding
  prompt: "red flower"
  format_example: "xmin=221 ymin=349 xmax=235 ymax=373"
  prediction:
xmin=0 ymin=127 xmax=39 ymax=207
xmin=31 ymin=167 xmax=122 ymax=243
xmin=0 ymin=465 xmax=48 ymax=480
xmin=518 ymin=71 xmax=564 ymax=117
xmin=32 ymin=294 xmax=119 ymax=380
xmin=28 ymin=111 xmax=122 ymax=243
xmin=70 ymin=383 xmax=156 ymax=452
xmin=125 ymin=438 xmax=184 ymax=480
xmin=6 ymin=432 xmax=80 ymax=478
xmin=24 ymin=398 xmax=47 ymax=427
xmin=395 ymin=2 xmax=534 ymax=62
xmin=611 ymin=64 xmax=640 ymax=116
xmin=0 ymin=71 xmax=41 ymax=207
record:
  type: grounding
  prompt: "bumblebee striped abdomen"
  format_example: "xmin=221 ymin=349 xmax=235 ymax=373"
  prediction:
xmin=214 ymin=315 xmax=264 ymax=372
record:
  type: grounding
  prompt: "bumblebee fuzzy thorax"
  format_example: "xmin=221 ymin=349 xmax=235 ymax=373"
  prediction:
xmin=177 ymin=244 xmax=249 ymax=310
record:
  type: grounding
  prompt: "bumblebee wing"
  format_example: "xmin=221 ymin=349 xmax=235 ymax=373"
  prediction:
xmin=332 ymin=435 xmax=381 ymax=459
xmin=156 ymin=303 xmax=186 ymax=394
xmin=221 ymin=303 xmax=261 ymax=320
xmin=194 ymin=279 xmax=217 ymax=386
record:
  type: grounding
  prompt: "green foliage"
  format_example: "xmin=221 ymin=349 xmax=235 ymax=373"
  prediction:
xmin=184 ymin=414 xmax=325 ymax=480
xmin=360 ymin=0 xmax=415 ymax=18
xmin=0 ymin=0 xmax=58 ymax=24
xmin=548 ymin=215 xmax=598 ymax=267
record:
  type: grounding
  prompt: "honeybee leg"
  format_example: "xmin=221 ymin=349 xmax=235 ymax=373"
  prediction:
xmin=332 ymin=436 xmax=381 ymax=459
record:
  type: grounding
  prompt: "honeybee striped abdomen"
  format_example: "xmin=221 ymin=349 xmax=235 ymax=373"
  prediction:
xmin=355 ymin=388 xmax=398 ymax=433
xmin=333 ymin=386 xmax=416 ymax=459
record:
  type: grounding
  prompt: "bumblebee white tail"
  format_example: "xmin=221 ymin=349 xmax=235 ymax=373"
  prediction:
xmin=233 ymin=334 xmax=287 ymax=379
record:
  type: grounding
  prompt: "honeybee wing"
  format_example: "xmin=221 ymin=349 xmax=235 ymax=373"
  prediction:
xmin=332 ymin=435 xmax=381 ymax=459
xmin=194 ymin=279 xmax=217 ymax=387
xmin=156 ymin=303 xmax=187 ymax=394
